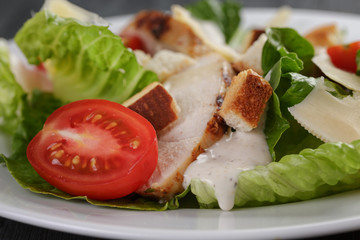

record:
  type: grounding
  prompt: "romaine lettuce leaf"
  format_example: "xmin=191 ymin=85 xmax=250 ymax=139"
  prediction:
xmin=263 ymin=28 xmax=322 ymax=160
xmin=190 ymin=140 xmax=360 ymax=209
xmin=0 ymin=39 xmax=25 ymax=135
xmin=1 ymin=90 xmax=186 ymax=210
xmin=186 ymin=0 xmax=242 ymax=43
xmin=264 ymin=61 xmax=290 ymax=160
xmin=262 ymin=27 xmax=314 ymax=76
xmin=271 ymin=72 xmax=322 ymax=159
xmin=264 ymin=59 xmax=321 ymax=160
xmin=15 ymin=10 xmax=158 ymax=104
xmin=4 ymin=91 xmax=66 ymax=196
xmin=280 ymin=73 xmax=317 ymax=107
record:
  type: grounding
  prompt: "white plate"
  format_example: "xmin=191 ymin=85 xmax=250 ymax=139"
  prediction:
xmin=2 ymin=8 xmax=360 ymax=240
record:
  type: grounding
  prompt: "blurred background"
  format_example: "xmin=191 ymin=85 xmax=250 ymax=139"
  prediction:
xmin=1 ymin=0 xmax=360 ymax=39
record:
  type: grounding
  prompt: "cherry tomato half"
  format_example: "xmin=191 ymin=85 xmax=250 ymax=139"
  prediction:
xmin=120 ymin=34 xmax=148 ymax=52
xmin=36 ymin=62 xmax=46 ymax=72
xmin=27 ymin=99 xmax=158 ymax=200
xmin=327 ymin=41 xmax=360 ymax=73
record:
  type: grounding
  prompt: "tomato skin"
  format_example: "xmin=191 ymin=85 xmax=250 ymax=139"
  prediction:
xmin=327 ymin=41 xmax=360 ymax=73
xmin=120 ymin=34 xmax=148 ymax=52
xmin=26 ymin=99 xmax=158 ymax=200
xmin=36 ymin=62 xmax=46 ymax=72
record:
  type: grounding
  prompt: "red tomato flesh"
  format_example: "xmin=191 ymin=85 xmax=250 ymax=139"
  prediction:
xmin=120 ymin=34 xmax=148 ymax=52
xmin=327 ymin=41 xmax=360 ymax=73
xmin=36 ymin=62 xmax=46 ymax=72
xmin=27 ymin=99 xmax=158 ymax=200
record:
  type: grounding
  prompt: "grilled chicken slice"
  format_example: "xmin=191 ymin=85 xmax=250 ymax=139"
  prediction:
xmin=134 ymin=49 xmax=196 ymax=82
xmin=136 ymin=54 xmax=234 ymax=200
xmin=120 ymin=6 xmax=241 ymax=62
xmin=120 ymin=10 xmax=211 ymax=57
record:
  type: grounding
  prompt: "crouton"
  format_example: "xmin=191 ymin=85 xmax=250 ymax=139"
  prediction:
xmin=305 ymin=24 xmax=343 ymax=48
xmin=219 ymin=69 xmax=272 ymax=131
xmin=123 ymin=82 xmax=180 ymax=132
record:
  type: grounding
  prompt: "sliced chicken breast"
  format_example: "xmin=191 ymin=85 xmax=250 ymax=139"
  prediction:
xmin=136 ymin=53 xmax=234 ymax=199
xmin=120 ymin=10 xmax=210 ymax=57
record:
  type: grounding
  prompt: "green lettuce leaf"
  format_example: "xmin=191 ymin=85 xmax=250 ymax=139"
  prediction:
xmin=4 ymin=91 xmax=70 ymax=197
xmin=235 ymin=140 xmax=360 ymax=207
xmin=15 ymin=10 xmax=158 ymax=104
xmin=262 ymin=27 xmax=314 ymax=76
xmin=189 ymin=178 xmax=218 ymax=209
xmin=262 ymin=28 xmax=322 ymax=160
xmin=186 ymin=0 xmax=242 ymax=43
xmin=264 ymin=61 xmax=289 ymax=160
xmin=190 ymin=140 xmax=360 ymax=208
xmin=266 ymin=71 xmax=323 ymax=160
xmin=323 ymin=77 xmax=352 ymax=98
xmin=264 ymin=58 xmax=321 ymax=160
xmin=0 ymin=40 xmax=25 ymax=135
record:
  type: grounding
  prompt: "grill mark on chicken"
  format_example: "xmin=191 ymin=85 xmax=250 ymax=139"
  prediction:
xmin=216 ymin=66 xmax=233 ymax=109
xmin=121 ymin=10 xmax=211 ymax=57
xmin=222 ymin=67 xmax=232 ymax=87
xmin=216 ymin=96 xmax=224 ymax=108
xmin=205 ymin=114 xmax=227 ymax=143
xmin=135 ymin=11 xmax=171 ymax=39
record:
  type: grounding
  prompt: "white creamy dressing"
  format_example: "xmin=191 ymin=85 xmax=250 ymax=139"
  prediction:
xmin=183 ymin=127 xmax=272 ymax=210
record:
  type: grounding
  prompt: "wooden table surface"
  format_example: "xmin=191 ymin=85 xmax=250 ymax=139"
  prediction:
xmin=1 ymin=0 xmax=360 ymax=239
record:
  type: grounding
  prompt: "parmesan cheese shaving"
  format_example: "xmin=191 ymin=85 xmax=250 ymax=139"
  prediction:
xmin=42 ymin=0 xmax=108 ymax=26
xmin=265 ymin=6 xmax=292 ymax=28
xmin=312 ymin=50 xmax=360 ymax=91
xmin=289 ymin=80 xmax=360 ymax=143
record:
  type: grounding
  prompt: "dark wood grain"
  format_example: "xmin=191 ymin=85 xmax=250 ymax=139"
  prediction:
xmin=1 ymin=0 xmax=360 ymax=239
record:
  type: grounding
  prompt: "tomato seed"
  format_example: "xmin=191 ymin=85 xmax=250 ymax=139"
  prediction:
xmin=113 ymin=130 xmax=127 ymax=137
xmin=52 ymin=150 xmax=64 ymax=158
xmin=48 ymin=142 xmax=62 ymax=151
xmin=91 ymin=114 xmax=103 ymax=123
xmin=90 ymin=158 xmax=97 ymax=171
xmin=130 ymin=140 xmax=140 ymax=149
xmin=105 ymin=122 xmax=118 ymax=130
xmin=72 ymin=155 xmax=80 ymax=165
